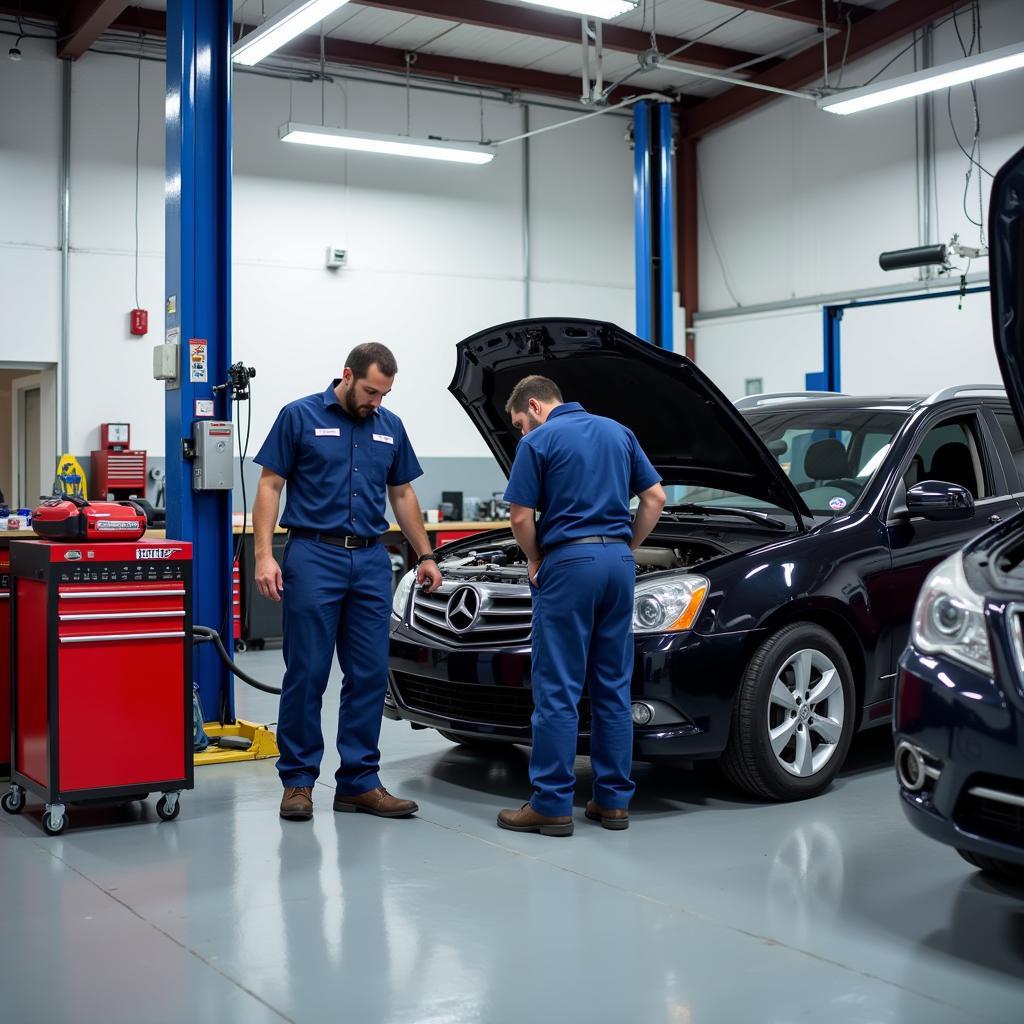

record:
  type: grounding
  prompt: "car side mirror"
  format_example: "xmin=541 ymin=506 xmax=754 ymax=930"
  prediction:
xmin=905 ymin=480 xmax=975 ymax=521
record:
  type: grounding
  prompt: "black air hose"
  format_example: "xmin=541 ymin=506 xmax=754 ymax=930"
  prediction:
xmin=192 ymin=625 xmax=283 ymax=695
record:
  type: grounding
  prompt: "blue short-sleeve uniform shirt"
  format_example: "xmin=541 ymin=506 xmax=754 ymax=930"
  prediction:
xmin=503 ymin=402 xmax=661 ymax=549
xmin=255 ymin=380 xmax=422 ymax=536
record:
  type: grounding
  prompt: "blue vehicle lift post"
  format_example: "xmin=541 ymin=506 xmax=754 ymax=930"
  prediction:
xmin=165 ymin=0 xmax=235 ymax=723
xmin=633 ymin=100 xmax=675 ymax=350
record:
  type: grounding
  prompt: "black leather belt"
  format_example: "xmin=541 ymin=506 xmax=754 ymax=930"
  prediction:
xmin=289 ymin=529 xmax=377 ymax=549
xmin=549 ymin=535 xmax=625 ymax=550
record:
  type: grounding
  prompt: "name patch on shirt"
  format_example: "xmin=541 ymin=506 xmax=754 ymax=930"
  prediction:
xmin=315 ymin=428 xmax=341 ymax=437
xmin=373 ymin=434 xmax=394 ymax=444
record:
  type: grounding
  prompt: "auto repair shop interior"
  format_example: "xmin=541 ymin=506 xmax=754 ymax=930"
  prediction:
xmin=2 ymin=1 xmax=1024 ymax=1022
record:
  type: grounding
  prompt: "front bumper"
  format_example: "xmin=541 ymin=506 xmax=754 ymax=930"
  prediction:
xmin=894 ymin=645 xmax=1024 ymax=867
xmin=386 ymin=619 xmax=756 ymax=758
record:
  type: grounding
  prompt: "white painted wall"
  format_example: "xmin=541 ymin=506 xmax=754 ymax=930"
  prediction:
xmin=695 ymin=0 xmax=1024 ymax=396
xmin=0 ymin=35 xmax=636 ymax=460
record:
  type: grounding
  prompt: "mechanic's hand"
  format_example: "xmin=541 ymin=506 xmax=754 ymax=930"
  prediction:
xmin=255 ymin=555 xmax=284 ymax=603
xmin=418 ymin=558 xmax=442 ymax=594
xmin=528 ymin=558 xmax=542 ymax=587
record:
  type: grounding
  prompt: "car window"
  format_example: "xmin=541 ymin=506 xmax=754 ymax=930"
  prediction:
xmin=994 ymin=411 xmax=1024 ymax=489
xmin=904 ymin=417 xmax=987 ymax=498
xmin=672 ymin=409 xmax=907 ymax=517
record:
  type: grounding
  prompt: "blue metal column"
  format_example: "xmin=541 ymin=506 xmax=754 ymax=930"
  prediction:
xmin=633 ymin=100 xmax=652 ymax=342
xmin=165 ymin=0 xmax=234 ymax=722
xmin=806 ymin=305 xmax=843 ymax=392
xmin=655 ymin=101 xmax=675 ymax=352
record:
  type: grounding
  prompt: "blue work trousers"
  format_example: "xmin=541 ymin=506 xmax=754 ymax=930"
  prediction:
xmin=277 ymin=537 xmax=393 ymax=793
xmin=529 ymin=540 xmax=637 ymax=816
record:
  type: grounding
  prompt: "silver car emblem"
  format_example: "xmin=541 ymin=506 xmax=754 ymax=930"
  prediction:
xmin=445 ymin=586 xmax=481 ymax=633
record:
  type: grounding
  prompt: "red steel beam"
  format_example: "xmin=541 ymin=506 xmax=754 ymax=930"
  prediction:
xmin=681 ymin=0 xmax=948 ymax=138
xmin=58 ymin=1 xmax=130 ymax=59
xmin=709 ymin=1 xmax=842 ymax=30
xmin=352 ymin=0 xmax=775 ymax=71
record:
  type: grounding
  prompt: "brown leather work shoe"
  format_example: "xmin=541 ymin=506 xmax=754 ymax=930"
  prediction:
xmin=497 ymin=802 xmax=573 ymax=837
xmin=584 ymin=800 xmax=629 ymax=830
xmin=280 ymin=786 xmax=313 ymax=821
xmin=333 ymin=786 xmax=418 ymax=818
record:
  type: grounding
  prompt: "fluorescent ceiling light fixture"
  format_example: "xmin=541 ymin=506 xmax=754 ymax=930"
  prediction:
xmin=233 ymin=0 xmax=351 ymax=67
xmin=820 ymin=40 xmax=1024 ymax=115
xmin=279 ymin=123 xmax=495 ymax=164
xmin=518 ymin=1 xmax=637 ymax=19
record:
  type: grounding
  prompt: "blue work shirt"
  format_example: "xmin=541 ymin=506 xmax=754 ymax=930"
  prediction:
xmin=503 ymin=402 xmax=661 ymax=549
xmin=254 ymin=380 xmax=422 ymax=537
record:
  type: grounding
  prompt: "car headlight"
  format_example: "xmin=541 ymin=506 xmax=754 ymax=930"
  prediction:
xmin=911 ymin=552 xmax=992 ymax=675
xmin=633 ymin=574 xmax=708 ymax=634
xmin=392 ymin=569 xmax=416 ymax=620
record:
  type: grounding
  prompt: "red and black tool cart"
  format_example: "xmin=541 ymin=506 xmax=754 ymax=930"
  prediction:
xmin=0 ymin=543 xmax=11 ymax=779
xmin=2 ymin=538 xmax=194 ymax=835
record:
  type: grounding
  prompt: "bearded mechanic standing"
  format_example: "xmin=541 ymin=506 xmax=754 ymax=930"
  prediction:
xmin=497 ymin=375 xmax=666 ymax=836
xmin=253 ymin=343 xmax=442 ymax=822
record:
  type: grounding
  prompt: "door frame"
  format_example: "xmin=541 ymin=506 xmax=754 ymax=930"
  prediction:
xmin=11 ymin=367 xmax=57 ymax=508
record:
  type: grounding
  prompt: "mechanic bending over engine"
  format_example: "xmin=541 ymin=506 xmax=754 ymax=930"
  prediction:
xmin=252 ymin=342 xmax=442 ymax=823
xmin=496 ymin=375 xmax=666 ymax=836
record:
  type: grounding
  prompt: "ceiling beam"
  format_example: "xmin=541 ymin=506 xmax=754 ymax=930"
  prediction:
xmin=681 ymin=0 xmax=947 ymax=138
xmin=351 ymin=0 xmax=776 ymax=71
xmin=58 ymin=1 xmax=130 ymax=59
xmin=708 ymin=1 xmax=842 ymax=30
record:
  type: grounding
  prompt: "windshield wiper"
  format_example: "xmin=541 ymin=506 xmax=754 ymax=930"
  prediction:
xmin=664 ymin=503 xmax=788 ymax=530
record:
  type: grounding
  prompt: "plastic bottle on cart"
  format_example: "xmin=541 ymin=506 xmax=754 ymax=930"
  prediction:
xmin=17 ymin=508 xmax=31 ymax=531
xmin=0 ymin=506 xmax=8 ymax=530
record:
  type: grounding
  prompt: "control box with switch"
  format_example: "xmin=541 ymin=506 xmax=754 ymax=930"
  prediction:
xmin=191 ymin=420 xmax=234 ymax=491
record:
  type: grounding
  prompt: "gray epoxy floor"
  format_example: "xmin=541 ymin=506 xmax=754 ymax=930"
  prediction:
xmin=2 ymin=648 xmax=1022 ymax=1024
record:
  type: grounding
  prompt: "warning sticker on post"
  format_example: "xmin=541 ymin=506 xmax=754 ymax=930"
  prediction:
xmin=189 ymin=339 xmax=208 ymax=383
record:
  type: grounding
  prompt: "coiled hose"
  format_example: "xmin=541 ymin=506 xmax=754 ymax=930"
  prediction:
xmin=193 ymin=625 xmax=282 ymax=694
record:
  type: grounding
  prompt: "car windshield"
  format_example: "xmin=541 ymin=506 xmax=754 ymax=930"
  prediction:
xmin=663 ymin=407 xmax=908 ymax=517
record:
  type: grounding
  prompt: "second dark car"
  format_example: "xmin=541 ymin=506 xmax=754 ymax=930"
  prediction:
xmin=387 ymin=319 xmax=1024 ymax=800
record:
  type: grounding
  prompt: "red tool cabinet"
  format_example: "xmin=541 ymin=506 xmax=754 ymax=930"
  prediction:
xmin=1 ymin=539 xmax=193 ymax=835
xmin=0 ymin=544 xmax=10 ymax=778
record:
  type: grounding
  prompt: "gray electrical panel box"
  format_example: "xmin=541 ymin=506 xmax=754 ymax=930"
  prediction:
xmin=192 ymin=420 xmax=234 ymax=491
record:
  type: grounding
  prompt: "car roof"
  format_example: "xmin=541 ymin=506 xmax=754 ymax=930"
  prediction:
xmin=737 ymin=386 xmax=1009 ymax=415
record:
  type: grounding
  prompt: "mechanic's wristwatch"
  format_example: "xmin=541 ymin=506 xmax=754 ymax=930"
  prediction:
xmin=416 ymin=553 xmax=437 ymax=566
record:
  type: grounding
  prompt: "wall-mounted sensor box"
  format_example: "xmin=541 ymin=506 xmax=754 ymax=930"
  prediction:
xmin=153 ymin=342 xmax=179 ymax=382
xmin=325 ymin=246 xmax=348 ymax=269
xmin=192 ymin=420 xmax=234 ymax=491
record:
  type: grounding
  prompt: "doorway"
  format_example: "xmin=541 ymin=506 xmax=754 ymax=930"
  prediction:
xmin=1 ymin=364 xmax=57 ymax=509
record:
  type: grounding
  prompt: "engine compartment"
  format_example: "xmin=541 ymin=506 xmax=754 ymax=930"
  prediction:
xmin=436 ymin=535 xmax=725 ymax=584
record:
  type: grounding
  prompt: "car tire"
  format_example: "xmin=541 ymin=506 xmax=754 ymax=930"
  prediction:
xmin=438 ymin=730 xmax=515 ymax=750
xmin=722 ymin=622 xmax=856 ymax=801
xmin=956 ymin=847 xmax=1024 ymax=884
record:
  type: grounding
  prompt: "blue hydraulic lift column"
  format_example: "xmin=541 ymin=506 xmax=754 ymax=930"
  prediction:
xmin=633 ymin=100 xmax=652 ymax=342
xmin=633 ymin=100 xmax=675 ymax=349
xmin=165 ymin=0 xmax=235 ymax=723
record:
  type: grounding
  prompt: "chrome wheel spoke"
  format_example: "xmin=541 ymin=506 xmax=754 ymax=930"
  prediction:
xmin=808 ymin=668 xmax=840 ymax=705
xmin=810 ymin=715 xmax=842 ymax=744
xmin=790 ymin=650 xmax=812 ymax=699
xmin=793 ymin=727 xmax=814 ymax=777
xmin=770 ymin=678 xmax=798 ymax=711
xmin=770 ymin=717 xmax=799 ymax=756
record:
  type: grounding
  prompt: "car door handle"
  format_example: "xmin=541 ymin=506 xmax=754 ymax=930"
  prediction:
xmin=989 ymin=514 xmax=1002 ymax=524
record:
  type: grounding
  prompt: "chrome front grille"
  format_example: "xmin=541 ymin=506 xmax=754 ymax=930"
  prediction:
xmin=410 ymin=581 xmax=532 ymax=646
xmin=1006 ymin=606 xmax=1024 ymax=698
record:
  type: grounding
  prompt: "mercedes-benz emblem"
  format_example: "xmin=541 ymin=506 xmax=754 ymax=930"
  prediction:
xmin=445 ymin=586 xmax=481 ymax=633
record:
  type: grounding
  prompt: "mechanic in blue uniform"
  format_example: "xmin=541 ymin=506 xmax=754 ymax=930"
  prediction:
xmin=253 ymin=343 xmax=442 ymax=822
xmin=497 ymin=375 xmax=666 ymax=836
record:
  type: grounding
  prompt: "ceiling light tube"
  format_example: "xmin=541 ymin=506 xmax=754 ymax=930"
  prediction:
xmin=820 ymin=40 xmax=1024 ymax=115
xmin=519 ymin=1 xmax=637 ymax=19
xmin=233 ymin=0 xmax=352 ymax=67
xmin=279 ymin=123 xmax=495 ymax=164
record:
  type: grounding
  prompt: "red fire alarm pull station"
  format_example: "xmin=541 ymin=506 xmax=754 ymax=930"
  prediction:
xmin=130 ymin=309 xmax=148 ymax=336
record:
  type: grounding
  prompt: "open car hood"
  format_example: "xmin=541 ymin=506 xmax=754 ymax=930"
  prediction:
xmin=449 ymin=318 xmax=811 ymax=526
xmin=991 ymin=144 xmax=1024 ymax=425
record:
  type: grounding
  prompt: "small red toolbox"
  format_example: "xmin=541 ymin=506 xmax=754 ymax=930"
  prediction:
xmin=32 ymin=497 xmax=147 ymax=542
xmin=1 ymin=539 xmax=193 ymax=834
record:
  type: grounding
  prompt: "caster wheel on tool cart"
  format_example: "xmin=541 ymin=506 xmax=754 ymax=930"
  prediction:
xmin=156 ymin=796 xmax=181 ymax=821
xmin=2 ymin=790 xmax=25 ymax=814
xmin=234 ymin=639 xmax=248 ymax=653
xmin=42 ymin=811 xmax=67 ymax=836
